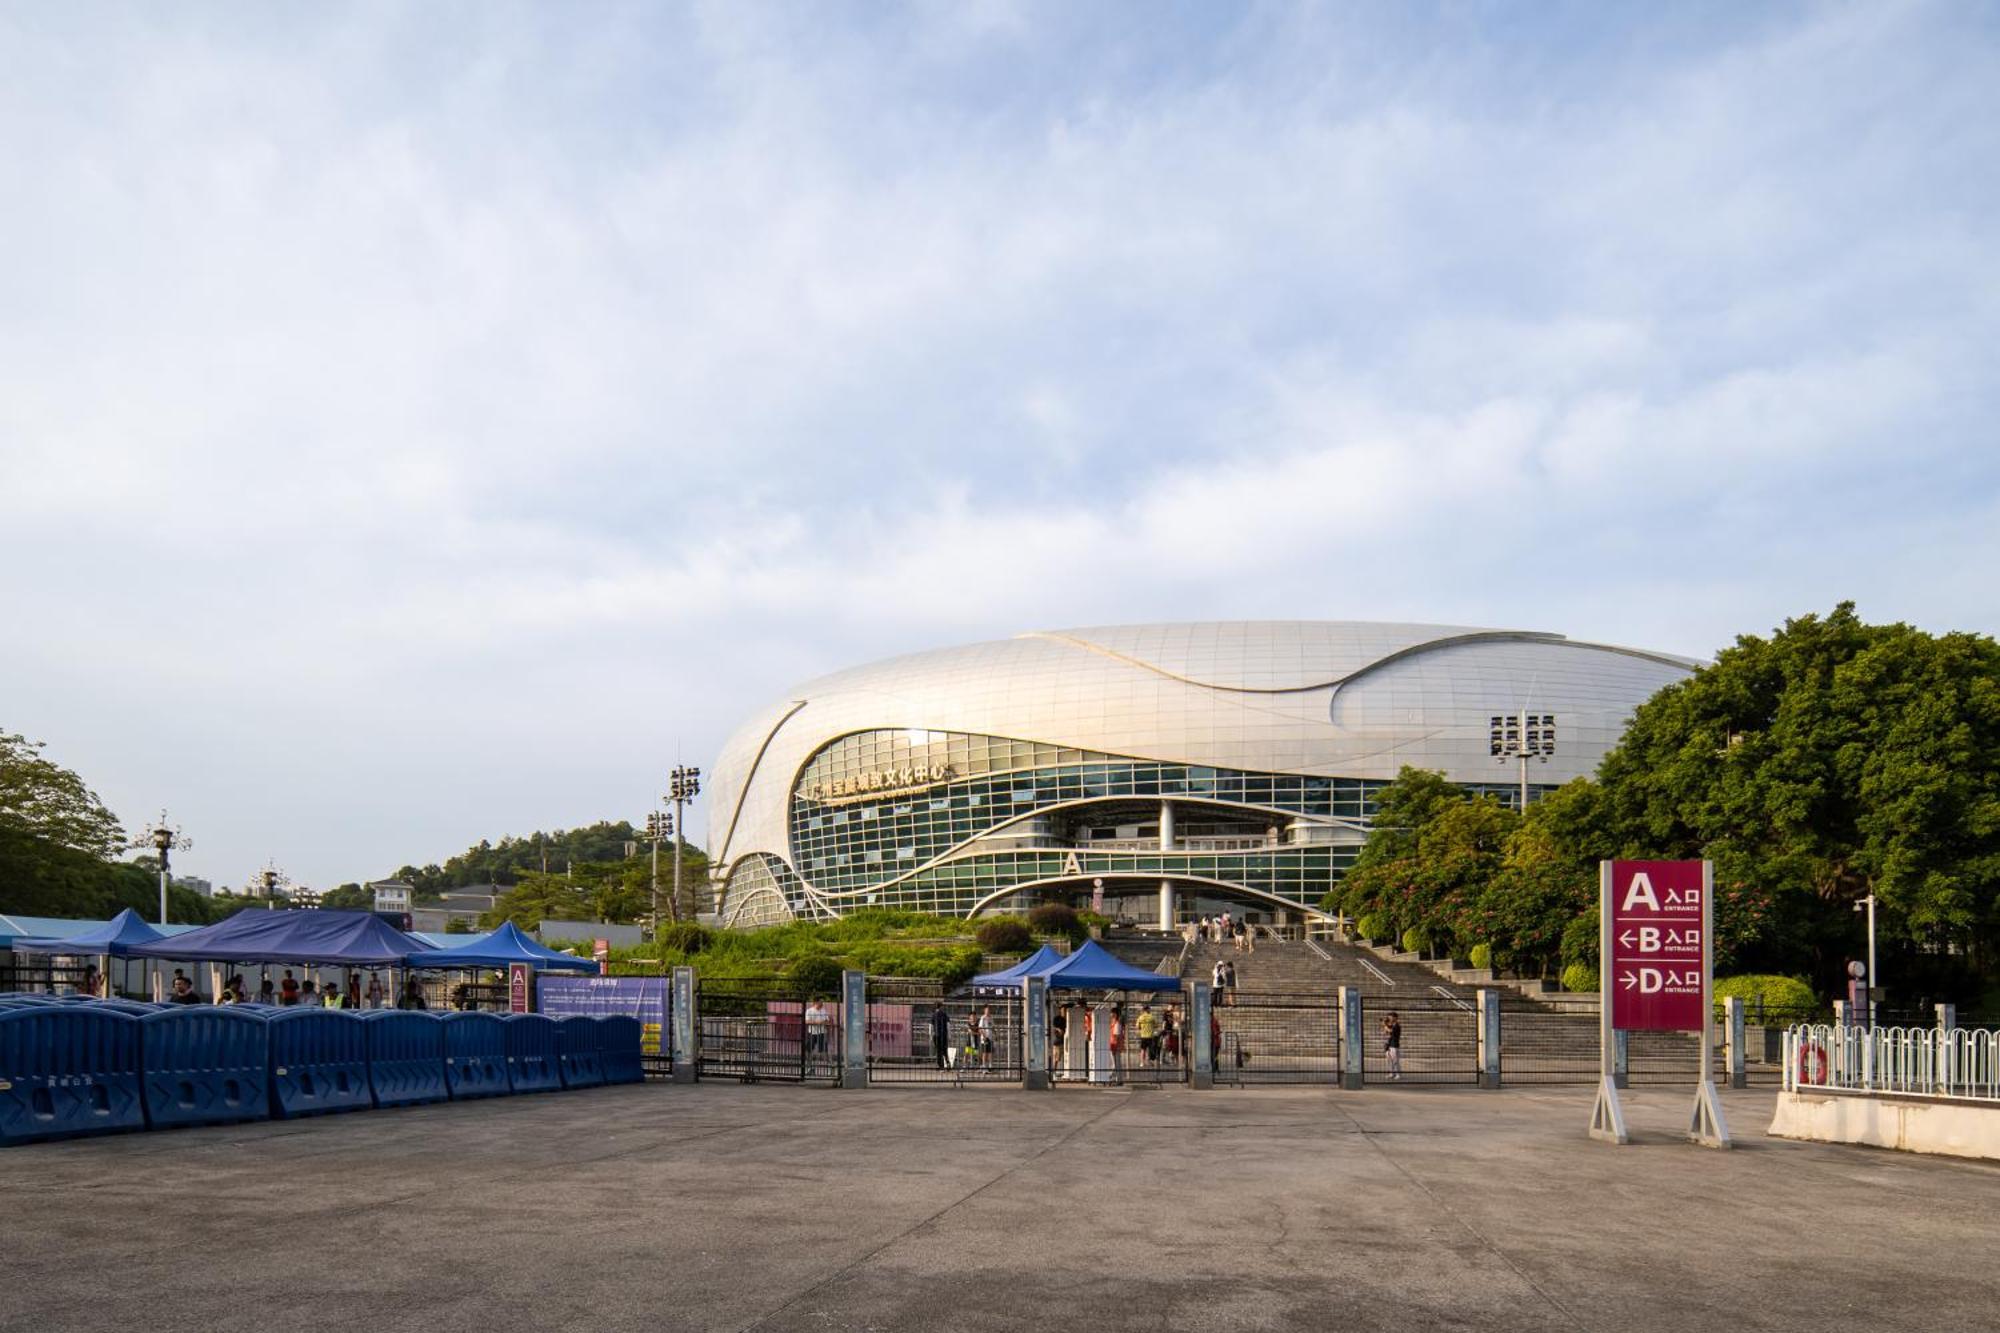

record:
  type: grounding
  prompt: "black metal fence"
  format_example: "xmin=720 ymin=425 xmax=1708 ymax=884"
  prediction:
xmin=1360 ymin=997 xmax=1479 ymax=1085
xmin=1212 ymin=991 xmax=1341 ymax=1085
xmin=0 ymin=961 xmax=98 ymax=994
xmin=867 ymin=982 xmax=1023 ymax=1084
xmin=696 ymin=978 xmax=842 ymax=1084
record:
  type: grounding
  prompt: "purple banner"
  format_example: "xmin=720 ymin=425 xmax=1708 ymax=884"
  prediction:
xmin=539 ymin=975 xmax=668 ymax=1053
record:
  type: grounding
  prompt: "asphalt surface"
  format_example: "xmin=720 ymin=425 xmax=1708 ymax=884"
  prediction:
xmin=4 ymin=1081 xmax=1997 ymax=1332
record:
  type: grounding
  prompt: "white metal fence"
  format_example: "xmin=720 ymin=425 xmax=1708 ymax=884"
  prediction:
xmin=1784 ymin=1023 xmax=2000 ymax=1103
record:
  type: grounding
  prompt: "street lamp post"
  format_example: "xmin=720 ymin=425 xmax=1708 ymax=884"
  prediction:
xmin=1854 ymin=893 xmax=1879 ymax=1027
xmin=132 ymin=812 xmax=192 ymax=926
xmin=668 ymin=765 xmax=701 ymax=924
xmin=644 ymin=809 xmax=675 ymax=939
xmin=1490 ymin=712 xmax=1557 ymax=811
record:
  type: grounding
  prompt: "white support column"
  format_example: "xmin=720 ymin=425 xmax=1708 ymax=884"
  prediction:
xmin=1159 ymin=800 xmax=1174 ymax=853
xmin=1158 ymin=881 xmax=1175 ymax=933
xmin=1937 ymin=1003 xmax=1957 ymax=1090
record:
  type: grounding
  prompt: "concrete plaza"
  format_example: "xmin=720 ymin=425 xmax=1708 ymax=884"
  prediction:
xmin=3 ymin=1082 xmax=1995 ymax=1332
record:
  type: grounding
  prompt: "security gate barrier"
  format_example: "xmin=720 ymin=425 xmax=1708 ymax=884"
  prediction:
xmin=697 ymin=978 xmax=843 ymax=1084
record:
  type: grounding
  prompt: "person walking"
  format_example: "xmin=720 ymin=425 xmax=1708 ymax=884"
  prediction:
xmin=930 ymin=1002 xmax=952 ymax=1071
xmin=1162 ymin=1007 xmax=1180 ymax=1065
xmin=1222 ymin=959 xmax=1237 ymax=1006
xmin=1050 ymin=1007 xmax=1067 ymax=1077
xmin=1136 ymin=1004 xmax=1160 ymax=1067
xmin=1382 ymin=1011 xmax=1403 ymax=1081
xmin=1108 ymin=1005 xmax=1125 ymax=1073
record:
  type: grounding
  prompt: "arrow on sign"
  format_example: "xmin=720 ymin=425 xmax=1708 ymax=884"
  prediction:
xmin=1617 ymin=930 xmax=1636 ymax=947
xmin=1618 ymin=970 xmax=1639 ymax=991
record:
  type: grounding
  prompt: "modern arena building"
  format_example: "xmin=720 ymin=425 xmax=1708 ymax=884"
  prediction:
xmin=708 ymin=622 xmax=1700 ymax=930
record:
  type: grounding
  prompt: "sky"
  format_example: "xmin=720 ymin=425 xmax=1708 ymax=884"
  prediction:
xmin=3 ymin=2 xmax=1998 ymax=891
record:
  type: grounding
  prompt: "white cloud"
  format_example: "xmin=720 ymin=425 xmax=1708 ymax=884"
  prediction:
xmin=2 ymin=2 xmax=1996 ymax=885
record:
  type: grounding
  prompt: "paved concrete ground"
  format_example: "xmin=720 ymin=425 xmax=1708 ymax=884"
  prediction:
xmin=4 ymin=1082 xmax=1997 ymax=1332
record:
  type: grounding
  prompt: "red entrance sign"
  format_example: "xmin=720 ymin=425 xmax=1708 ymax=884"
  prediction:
xmin=1607 ymin=859 xmax=1705 ymax=1032
xmin=508 ymin=962 xmax=531 ymax=1013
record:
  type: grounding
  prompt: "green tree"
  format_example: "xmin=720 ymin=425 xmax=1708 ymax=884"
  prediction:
xmin=319 ymin=883 xmax=371 ymax=910
xmin=0 ymin=730 xmax=125 ymax=858
xmin=1596 ymin=604 xmax=2000 ymax=986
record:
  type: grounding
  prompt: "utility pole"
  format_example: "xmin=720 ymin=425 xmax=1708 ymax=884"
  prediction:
xmin=132 ymin=811 xmax=192 ymax=925
xmin=668 ymin=765 xmax=701 ymax=923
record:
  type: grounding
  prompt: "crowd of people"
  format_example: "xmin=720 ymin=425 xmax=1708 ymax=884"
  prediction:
xmin=1184 ymin=912 xmax=1255 ymax=953
xmin=153 ymin=968 xmax=431 ymax=1009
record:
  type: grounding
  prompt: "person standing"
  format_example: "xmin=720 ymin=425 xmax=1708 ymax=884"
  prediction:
xmin=804 ymin=997 xmax=831 ymax=1067
xmin=930 ymin=1002 xmax=951 ymax=1070
xmin=257 ymin=977 xmax=276 ymax=1004
xmin=1050 ymin=1007 xmax=1067 ymax=1077
xmin=398 ymin=978 xmax=428 ymax=1011
xmin=166 ymin=975 xmax=201 ymax=1005
xmin=366 ymin=974 xmax=385 ymax=1009
xmin=1136 ymin=1004 xmax=1160 ymax=1067
xmin=976 ymin=1005 xmax=995 ymax=1070
xmin=279 ymin=970 xmax=299 ymax=1006
xmin=1382 ymin=1011 xmax=1403 ymax=1081
xmin=1162 ymin=1007 xmax=1180 ymax=1065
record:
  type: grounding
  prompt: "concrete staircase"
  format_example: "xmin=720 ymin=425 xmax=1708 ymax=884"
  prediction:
xmin=1177 ymin=934 xmax=1501 ymax=1006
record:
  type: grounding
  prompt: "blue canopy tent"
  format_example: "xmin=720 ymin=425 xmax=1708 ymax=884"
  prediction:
xmin=128 ymin=909 xmax=426 ymax=966
xmin=1034 ymin=940 xmax=1181 ymax=992
xmin=403 ymin=922 xmax=600 ymax=973
xmin=11 ymin=909 xmax=167 ymax=957
xmin=10 ymin=909 xmax=189 ymax=999
xmin=969 ymin=943 xmax=1066 ymax=994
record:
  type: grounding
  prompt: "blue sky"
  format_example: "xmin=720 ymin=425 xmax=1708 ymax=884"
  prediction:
xmin=3 ymin=2 xmax=1997 ymax=890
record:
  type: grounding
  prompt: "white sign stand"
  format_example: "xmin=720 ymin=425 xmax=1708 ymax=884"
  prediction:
xmin=1689 ymin=861 xmax=1731 ymax=1148
xmin=1589 ymin=862 xmax=1629 ymax=1144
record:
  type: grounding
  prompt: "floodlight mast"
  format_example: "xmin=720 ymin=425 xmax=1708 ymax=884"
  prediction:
xmin=1490 ymin=712 xmax=1556 ymax=812
xmin=644 ymin=808 xmax=675 ymax=940
xmin=668 ymin=765 xmax=702 ymax=924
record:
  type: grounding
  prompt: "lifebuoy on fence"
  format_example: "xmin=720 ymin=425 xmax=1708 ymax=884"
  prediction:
xmin=1797 ymin=1039 xmax=1830 ymax=1086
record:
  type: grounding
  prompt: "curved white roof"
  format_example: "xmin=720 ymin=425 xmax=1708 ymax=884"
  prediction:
xmin=710 ymin=620 xmax=1700 ymax=874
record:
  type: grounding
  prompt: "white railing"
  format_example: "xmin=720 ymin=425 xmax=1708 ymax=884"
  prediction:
xmin=1785 ymin=1023 xmax=2000 ymax=1103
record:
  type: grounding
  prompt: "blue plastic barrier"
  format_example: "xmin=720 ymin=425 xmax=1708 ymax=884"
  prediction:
xmin=502 ymin=1014 xmax=561 ymax=1093
xmin=556 ymin=1015 xmax=606 ymax=1089
xmin=138 ymin=1006 xmax=270 ymax=1130
xmin=0 ymin=1006 xmax=146 ymax=1146
xmin=266 ymin=1010 xmax=372 ymax=1118
xmin=362 ymin=1011 xmax=447 ymax=1107
xmin=599 ymin=1015 xmax=645 ymax=1085
xmin=439 ymin=1012 xmax=511 ymax=1099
